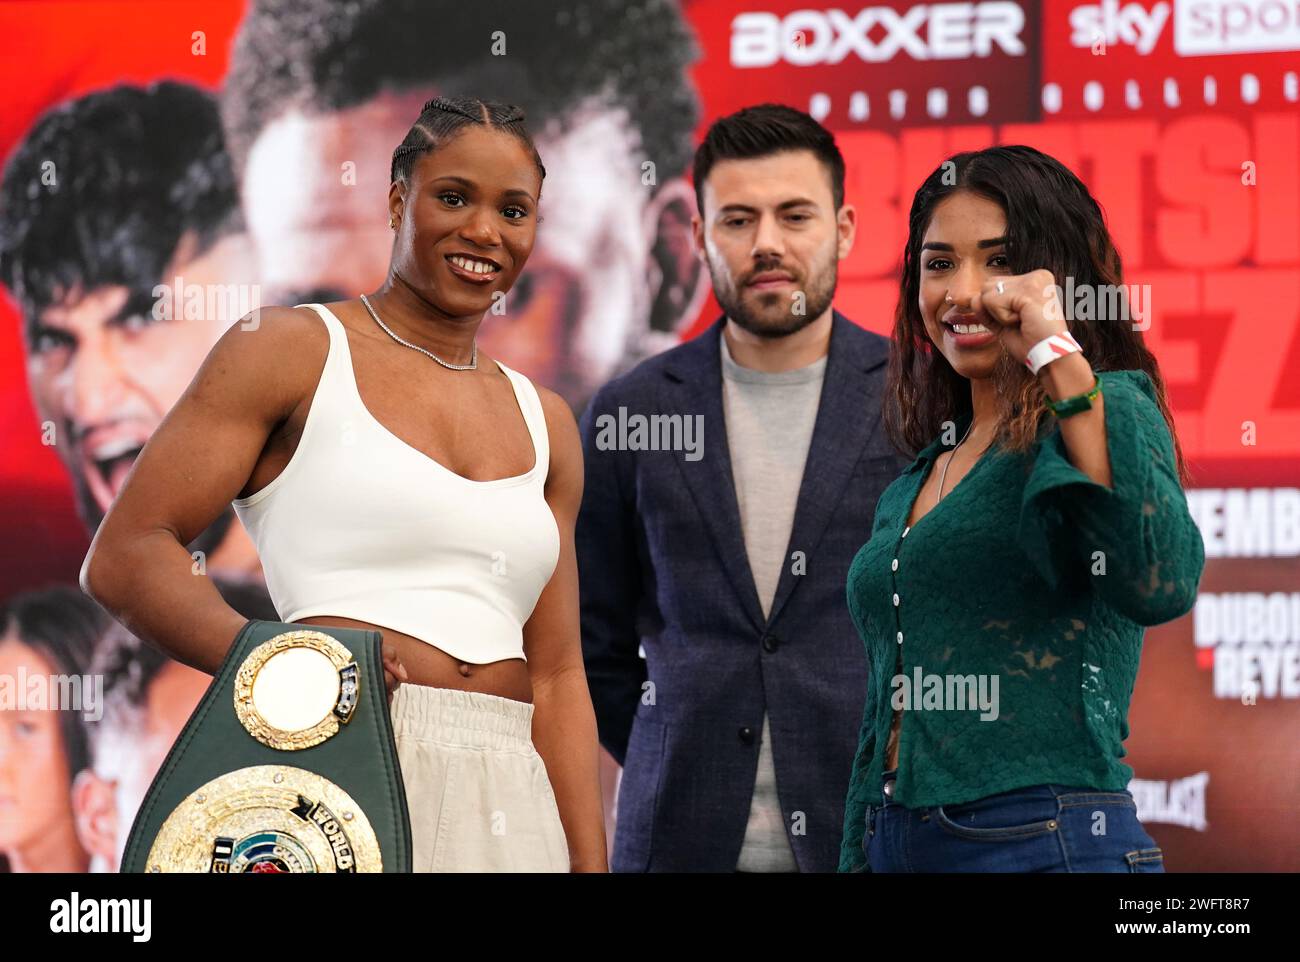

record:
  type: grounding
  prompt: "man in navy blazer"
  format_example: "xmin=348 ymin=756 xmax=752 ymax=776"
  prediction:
xmin=576 ymin=105 xmax=907 ymax=872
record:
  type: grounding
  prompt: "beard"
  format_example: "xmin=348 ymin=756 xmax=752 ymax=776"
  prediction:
xmin=710 ymin=252 xmax=838 ymax=340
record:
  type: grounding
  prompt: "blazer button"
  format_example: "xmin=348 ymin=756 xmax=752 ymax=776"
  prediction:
xmin=762 ymin=634 xmax=780 ymax=653
xmin=738 ymin=726 xmax=755 ymax=745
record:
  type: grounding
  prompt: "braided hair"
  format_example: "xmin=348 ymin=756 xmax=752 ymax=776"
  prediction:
xmin=390 ymin=96 xmax=546 ymax=190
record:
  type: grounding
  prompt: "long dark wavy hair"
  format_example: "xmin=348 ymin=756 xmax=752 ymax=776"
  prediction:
xmin=885 ymin=145 xmax=1190 ymax=485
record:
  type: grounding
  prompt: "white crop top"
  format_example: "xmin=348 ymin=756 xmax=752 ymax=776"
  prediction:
xmin=231 ymin=303 xmax=560 ymax=664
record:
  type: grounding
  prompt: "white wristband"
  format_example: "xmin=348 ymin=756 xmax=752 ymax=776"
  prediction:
xmin=1024 ymin=330 xmax=1082 ymax=376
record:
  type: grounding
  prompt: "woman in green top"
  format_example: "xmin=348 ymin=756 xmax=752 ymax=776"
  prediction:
xmin=840 ymin=145 xmax=1204 ymax=873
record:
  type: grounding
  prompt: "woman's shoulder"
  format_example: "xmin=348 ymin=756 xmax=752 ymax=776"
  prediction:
xmin=522 ymin=377 xmax=582 ymax=502
xmin=531 ymin=379 xmax=579 ymax=447
xmin=202 ymin=304 xmax=334 ymax=421
xmin=488 ymin=357 xmax=570 ymax=422
xmin=489 ymin=359 xmax=580 ymax=469
xmin=220 ymin=303 xmax=334 ymax=358
xmin=205 ymin=304 xmax=329 ymax=372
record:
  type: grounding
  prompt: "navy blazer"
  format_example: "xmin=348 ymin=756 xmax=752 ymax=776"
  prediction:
xmin=576 ymin=312 xmax=908 ymax=872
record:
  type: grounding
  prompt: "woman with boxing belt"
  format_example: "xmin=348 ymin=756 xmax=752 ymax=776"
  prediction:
xmin=839 ymin=146 xmax=1204 ymax=873
xmin=81 ymin=96 xmax=605 ymax=872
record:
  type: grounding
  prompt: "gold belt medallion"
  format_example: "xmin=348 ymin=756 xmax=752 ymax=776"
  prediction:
xmin=145 ymin=765 xmax=383 ymax=873
xmin=234 ymin=629 xmax=360 ymax=751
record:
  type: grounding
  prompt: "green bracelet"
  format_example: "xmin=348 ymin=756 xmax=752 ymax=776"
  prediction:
xmin=1045 ymin=373 xmax=1102 ymax=418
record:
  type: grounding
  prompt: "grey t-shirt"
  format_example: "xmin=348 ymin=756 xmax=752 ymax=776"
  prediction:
xmin=720 ymin=331 xmax=827 ymax=872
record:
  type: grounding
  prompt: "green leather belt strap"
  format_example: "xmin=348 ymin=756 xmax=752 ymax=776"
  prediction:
xmin=120 ymin=619 xmax=413 ymax=873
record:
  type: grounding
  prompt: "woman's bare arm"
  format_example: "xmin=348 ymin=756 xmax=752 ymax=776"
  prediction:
xmin=79 ymin=306 xmax=325 ymax=674
xmin=523 ymin=385 xmax=608 ymax=872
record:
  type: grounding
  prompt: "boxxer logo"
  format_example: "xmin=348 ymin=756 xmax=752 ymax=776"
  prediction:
xmin=730 ymin=3 xmax=1027 ymax=67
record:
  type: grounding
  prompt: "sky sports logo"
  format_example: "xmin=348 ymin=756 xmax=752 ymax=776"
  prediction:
xmin=1070 ymin=0 xmax=1300 ymax=57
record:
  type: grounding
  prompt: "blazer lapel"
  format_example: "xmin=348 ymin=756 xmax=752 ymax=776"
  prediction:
xmin=764 ymin=311 xmax=889 ymax=628
xmin=661 ymin=318 xmax=767 ymax=633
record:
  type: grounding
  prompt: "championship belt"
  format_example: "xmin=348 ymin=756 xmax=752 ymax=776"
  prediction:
xmin=120 ymin=619 xmax=412 ymax=873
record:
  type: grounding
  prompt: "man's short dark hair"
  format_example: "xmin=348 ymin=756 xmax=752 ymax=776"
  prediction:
xmin=693 ymin=104 xmax=847 ymax=215
xmin=222 ymin=0 xmax=699 ymax=186
xmin=0 ymin=81 xmax=242 ymax=341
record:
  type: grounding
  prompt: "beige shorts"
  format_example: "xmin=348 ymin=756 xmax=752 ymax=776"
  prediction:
xmin=389 ymin=683 xmax=570 ymax=872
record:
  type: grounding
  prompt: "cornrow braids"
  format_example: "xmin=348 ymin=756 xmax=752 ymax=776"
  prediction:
xmin=389 ymin=95 xmax=546 ymax=188
xmin=425 ymin=95 xmax=483 ymax=122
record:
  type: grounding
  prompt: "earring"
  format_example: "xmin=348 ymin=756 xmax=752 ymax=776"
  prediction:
xmin=389 ymin=216 xmax=396 ymax=230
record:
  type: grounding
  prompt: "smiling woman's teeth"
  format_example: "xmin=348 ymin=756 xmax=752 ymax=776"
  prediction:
xmin=450 ymin=255 xmax=496 ymax=274
xmin=949 ymin=322 xmax=990 ymax=335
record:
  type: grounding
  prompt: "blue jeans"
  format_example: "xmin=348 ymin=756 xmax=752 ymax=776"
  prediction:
xmin=863 ymin=769 xmax=1165 ymax=872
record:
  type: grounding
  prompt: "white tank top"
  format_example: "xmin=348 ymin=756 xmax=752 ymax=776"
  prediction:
xmin=231 ymin=303 xmax=560 ymax=664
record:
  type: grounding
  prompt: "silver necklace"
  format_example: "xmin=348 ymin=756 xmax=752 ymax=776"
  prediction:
xmin=935 ymin=416 xmax=976 ymax=505
xmin=360 ymin=293 xmax=477 ymax=371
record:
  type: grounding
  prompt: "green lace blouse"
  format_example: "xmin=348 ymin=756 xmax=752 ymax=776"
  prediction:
xmin=839 ymin=369 xmax=1205 ymax=873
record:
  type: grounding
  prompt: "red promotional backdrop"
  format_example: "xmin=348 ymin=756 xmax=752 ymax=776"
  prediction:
xmin=1 ymin=0 xmax=1296 ymax=872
